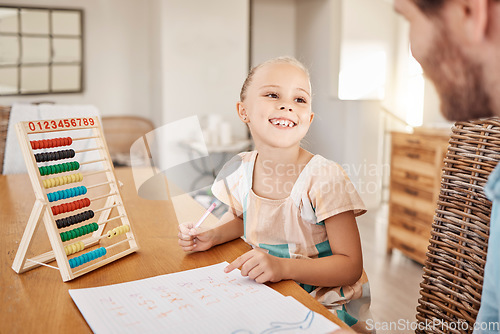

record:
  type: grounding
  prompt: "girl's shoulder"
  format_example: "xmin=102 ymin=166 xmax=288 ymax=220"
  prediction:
xmin=307 ymin=154 xmax=347 ymax=178
xmin=236 ymin=150 xmax=256 ymax=163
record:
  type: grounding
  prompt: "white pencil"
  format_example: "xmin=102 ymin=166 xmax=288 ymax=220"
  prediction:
xmin=194 ymin=202 xmax=217 ymax=228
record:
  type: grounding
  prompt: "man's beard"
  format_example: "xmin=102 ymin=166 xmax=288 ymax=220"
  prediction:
xmin=421 ymin=27 xmax=494 ymax=122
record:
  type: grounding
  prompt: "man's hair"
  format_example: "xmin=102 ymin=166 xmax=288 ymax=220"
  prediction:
xmin=413 ymin=0 xmax=445 ymax=14
xmin=414 ymin=0 xmax=499 ymax=15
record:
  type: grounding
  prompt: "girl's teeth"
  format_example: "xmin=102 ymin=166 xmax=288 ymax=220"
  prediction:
xmin=270 ymin=119 xmax=294 ymax=127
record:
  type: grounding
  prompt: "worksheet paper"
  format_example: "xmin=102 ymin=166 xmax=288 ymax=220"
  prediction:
xmin=69 ymin=262 xmax=340 ymax=333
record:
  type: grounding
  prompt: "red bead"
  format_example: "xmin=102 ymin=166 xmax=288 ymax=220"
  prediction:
xmin=67 ymin=137 xmax=72 ymax=145
xmin=85 ymin=198 xmax=90 ymax=207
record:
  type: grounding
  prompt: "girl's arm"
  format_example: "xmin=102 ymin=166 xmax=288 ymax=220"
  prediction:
xmin=224 ymin=210 xmax=363 ymax=287
xmin=284 ymin=210 xmax=363 ymax=286
xmin=178 ymin=209 xmax=244 ymax=252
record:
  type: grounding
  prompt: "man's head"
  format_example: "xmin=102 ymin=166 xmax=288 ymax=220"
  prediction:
xmin=395 ymin=0 xmax=500 ymax=121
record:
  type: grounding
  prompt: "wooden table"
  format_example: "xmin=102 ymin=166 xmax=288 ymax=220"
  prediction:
xmin=0 ymin=168 xmax=349 ymax=332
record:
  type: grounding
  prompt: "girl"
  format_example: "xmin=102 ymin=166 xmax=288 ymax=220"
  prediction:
xmin=178 ymin=57 xmax=372 ymax=332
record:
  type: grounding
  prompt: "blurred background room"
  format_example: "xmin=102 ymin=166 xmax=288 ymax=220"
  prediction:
xmin=0 ymin=1 xmax=454 ymax=332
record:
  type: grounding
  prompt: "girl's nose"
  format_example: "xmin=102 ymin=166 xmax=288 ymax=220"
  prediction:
xmin=280 ymin=106 xmax=292 ymax=112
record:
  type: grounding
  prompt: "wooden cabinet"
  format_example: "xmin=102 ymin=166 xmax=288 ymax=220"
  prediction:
xmin=387 ymin=129 xmax=450 ymax=264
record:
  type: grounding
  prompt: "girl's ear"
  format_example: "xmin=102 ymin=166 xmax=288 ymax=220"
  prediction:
xmin=309 ymin=112 xmax=314 ymax=124
xmin=236 ymin=102 xmax=249 ymax=123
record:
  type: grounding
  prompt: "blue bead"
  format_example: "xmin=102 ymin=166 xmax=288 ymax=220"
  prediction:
xmin=82 ymin=186 xmax=87 ymax=195
xmin=69 ymin=259 xmax=74 ymax=268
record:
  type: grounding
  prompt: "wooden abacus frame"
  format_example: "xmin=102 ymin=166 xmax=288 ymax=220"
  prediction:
xmin=12 ymin=116 xmax=139 ymax=282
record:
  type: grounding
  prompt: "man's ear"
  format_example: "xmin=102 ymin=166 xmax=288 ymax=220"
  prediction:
xmin=449 ymin=0 xmax=488 ymax=44
xmin=236 ymin=102 xmax=249 ymax=123
xmin=467 ymin=0 xmax=488 ymax=42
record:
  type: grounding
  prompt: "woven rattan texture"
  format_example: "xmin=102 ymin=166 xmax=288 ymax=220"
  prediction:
xmin=416 ymin=119 xmax=500 ymax=333
xmin=0 ymin=106 xmax=10 ymax=174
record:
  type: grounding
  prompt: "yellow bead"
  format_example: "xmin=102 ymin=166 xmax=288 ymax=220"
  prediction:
xmin=43 ymin=180 xmax=48 ymax=188
xmin=71 ymin=174 xmax=76 ymax=183
xmin=78 ymin=173 xmax=83 ymax=182
xmin=50 ymin=178 xmax=56 ymax=188
xmin=65 ymin=246 xmax=70 ymax=255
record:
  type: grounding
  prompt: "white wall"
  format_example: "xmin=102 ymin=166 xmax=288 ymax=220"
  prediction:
xmin=0 ymin=0 xmax=153 ymax=121
xmin=251 ymin=0 xmax=296 ymax=66
xmin=292 ymin=0 xmax=390 ymax=208
xmin=158 ymin=0 xmax=249 ymax=138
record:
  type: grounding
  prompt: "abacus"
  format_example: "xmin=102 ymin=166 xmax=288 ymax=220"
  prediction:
xmin=12 ymin=116 xmax=139 ymax=282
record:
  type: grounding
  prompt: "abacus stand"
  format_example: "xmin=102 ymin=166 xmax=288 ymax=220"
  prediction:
xmin=11 ymin=117 xmax=139 ymax=282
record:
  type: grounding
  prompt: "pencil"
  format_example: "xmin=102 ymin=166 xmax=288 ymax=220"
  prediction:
xmin=194 ymin=202 xmax=217 ymax=228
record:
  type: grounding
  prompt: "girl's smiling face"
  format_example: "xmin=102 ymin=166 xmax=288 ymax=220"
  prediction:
xmin=237 ymin=62 xmax=314 ymax=150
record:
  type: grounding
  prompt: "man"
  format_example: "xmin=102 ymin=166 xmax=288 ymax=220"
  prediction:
xmin=394 ymin=0 xmax=500 ymax=333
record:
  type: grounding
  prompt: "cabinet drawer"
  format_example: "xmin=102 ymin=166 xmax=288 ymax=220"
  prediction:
xmin=391 ymin=168 xmax=435 ymax=192
xmin=388 ymin=226 xmax=430 ymax=264
xmin=390 ymin=203 xmax=434 ymax=226
xmin=391 ymin=148 xmax=438 ymax=178
xmin=389 ymin=215 xmax=432 ymax=239
xmin=392 ymin=132 xmax=448 ymax=151
xmin=390 ymin=182 xmax=436 ymax=214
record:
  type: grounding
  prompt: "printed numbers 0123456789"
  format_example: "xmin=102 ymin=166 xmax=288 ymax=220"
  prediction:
xmin=28 ymin=118 xmax=95 ymax=131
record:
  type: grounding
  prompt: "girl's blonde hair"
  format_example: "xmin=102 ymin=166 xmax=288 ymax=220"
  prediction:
xmin=239 ymin=56 xmax=311 ymax=101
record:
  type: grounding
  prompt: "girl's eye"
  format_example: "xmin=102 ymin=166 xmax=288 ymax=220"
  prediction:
xmin=265 ymin=93 xmax=278 ymax=98
xmin=295 ymin=97 xmax=307 ymax=103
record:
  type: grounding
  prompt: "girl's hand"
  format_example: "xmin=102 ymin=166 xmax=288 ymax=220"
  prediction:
xmin=224 ymin=248 xmax=286 ymax=283
xmin=177 ymin=222 xmax=215 ymax=252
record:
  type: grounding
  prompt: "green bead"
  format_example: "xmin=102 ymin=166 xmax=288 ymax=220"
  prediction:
xmin=93 ymin=223 xmax=98 ymax=231
xmin=74 ymin=161 xmax=80 ymax=170
xmin=60 ymin=233 xmax=65 ymax=242
xmin=50 ymin=166 xmax=56 ymax=175
xmin=70 ymin=230 xmax=76 ymax=240
xmin=55 ymin=165 xmax=61 ymax=173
